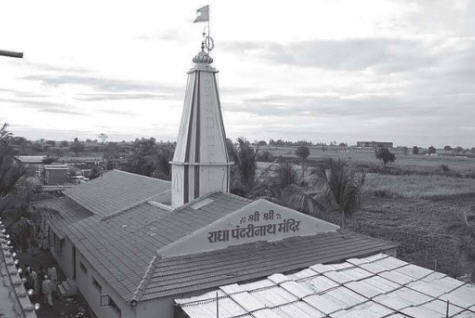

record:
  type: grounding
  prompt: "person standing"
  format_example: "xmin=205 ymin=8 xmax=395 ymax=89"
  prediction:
xmin=31 ymin=269 xmax=39 ymax=296
xmin=42 ymin=275 xmax=53 ymax=308
xmin=38 ymin=266 xmax=45 ymax=295
xmin=48 ymin=266 xmax=57 ymax=294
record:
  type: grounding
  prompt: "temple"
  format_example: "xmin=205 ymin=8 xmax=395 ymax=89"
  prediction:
xmin=171 ymin=46 xmax=231 ymax=207
xmin=34 ymin=45 xmax=399 ymax=318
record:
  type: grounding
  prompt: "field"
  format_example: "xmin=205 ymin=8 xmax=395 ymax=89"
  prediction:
xmin=262 ymin=145 xmax=475 ymax=176
xmin=261 ymin=146 xmax=475 ymax=278
xmin=364 ymin=174 xmax=475 ymax=198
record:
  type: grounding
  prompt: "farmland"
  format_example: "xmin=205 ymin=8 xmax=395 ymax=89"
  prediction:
xmin=261 ymin=146 xmax=475 ymax=278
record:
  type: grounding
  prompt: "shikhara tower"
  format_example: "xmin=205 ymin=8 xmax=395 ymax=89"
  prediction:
xmin=171 ymin=45 xmax=232 ymax=207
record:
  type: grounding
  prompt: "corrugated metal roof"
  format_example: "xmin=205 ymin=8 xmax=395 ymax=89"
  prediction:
xmin=63 ymin=170 xmax=171 ymax=217
xmin=14 ymin=155 xmax=46 ymax=163
xmin=176 ymin=254 xmax=475 ymax=318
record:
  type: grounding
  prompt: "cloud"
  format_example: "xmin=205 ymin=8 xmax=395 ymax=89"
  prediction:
xmin=222 ymin=38 xmax=439 ymax=73
xmin=138 ymin=28 xmax=190 ymax=41
xmin=0 ymin=88 xmax=48 ymax=98
xmin=96 ymin=108 xmax=137 ymax=116
xmin=223 ymin=91 xmax=475 ymax=123
xmin=0 ymin=98 xmax=84 ymax=116
xmin=22 ymin=73 xmax=183 ymax=94
xmin=76 ymin=92 xmax=179 ymax=101
xmin=23 ymin=61 xmax=90 ymax=74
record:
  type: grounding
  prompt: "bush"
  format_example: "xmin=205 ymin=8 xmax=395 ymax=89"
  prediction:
xmin=375 ymin=148 xmax=396 ymax=166
xmin=439 ymin=164 xmax=450 ymax=172
xmin=256 ymin=150 xmax=275 ymax=162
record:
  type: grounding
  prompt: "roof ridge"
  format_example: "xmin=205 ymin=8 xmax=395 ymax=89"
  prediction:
xmin=100 ymin=189 xmax=171 ymax=221
xmin=130 ymin=255 xmax=160 ymax=303
xmin=170 ymin=191 xmax=251 ymax=214
xmin=112 ymin=169 xmax=171 ymax=184
xmin=63 ymin=192 xmax=103 ymax=215
xmin=170 ymin=191 xmax=218 ymax=213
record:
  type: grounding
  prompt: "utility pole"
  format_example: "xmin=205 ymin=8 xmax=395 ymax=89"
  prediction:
xmin=0 ymin=50 xmax=23 ymax=58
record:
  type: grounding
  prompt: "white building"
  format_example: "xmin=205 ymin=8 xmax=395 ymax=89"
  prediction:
xmin=35 ymin=46 xmax=397 ymax=318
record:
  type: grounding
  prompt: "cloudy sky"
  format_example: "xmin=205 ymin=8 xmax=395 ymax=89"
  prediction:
xmin=1 ymin=0 xmax=474 ymax=147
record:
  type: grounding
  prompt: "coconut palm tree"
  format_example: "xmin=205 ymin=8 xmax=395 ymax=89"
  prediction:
xmin=227 ymin=138 xmax=259 ymax=196
xmin=314 ymin=158 xmax=366 ymax=228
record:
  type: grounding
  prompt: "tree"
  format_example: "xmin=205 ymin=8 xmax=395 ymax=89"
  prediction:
xmin=444 ymin=145 xmax=452 ymax=151
xmin=227 ymin=138 xmax=257 ymax=195
xmin=98 ymin=133 xmax=108 ymax=143
xmin=69 ymin=138 xmax=85 ymax=156
xmin=0 ymin=123 xmax=24 ymax=199
xmin=402 ymin=146 xmax=409 ymax=155
xmin=125 ymin=138 xmax=174 ymax=180
xmin=428 ymin=146 xmax=436 ymax=154
xmin=59 ymin=140 xmax=69 ymax=147
xmin=89 ymin=166 xmax=103 ymax=179
xmin=375 ymin=147 xmax=396 ymax=166
xmin=256 ymin=140 xmax=267 ymax=146
xmin=256 ymin=150 xmax=274 ymax=162
xmin=295 ymin=145 xmax=310 ymax=179
xmin=274 ymin=161 xmax=298 ymax=191
xmin=314 ymin=159 xmax=366 ymax=228
xmin=412 ymin=146 xmax=419 ymax=155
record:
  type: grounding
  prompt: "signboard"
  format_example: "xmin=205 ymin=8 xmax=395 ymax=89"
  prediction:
xmin=160 ymin=199 xmax=339 ymax=257
xmin=207 ymin=209 xmax=300 ymax=244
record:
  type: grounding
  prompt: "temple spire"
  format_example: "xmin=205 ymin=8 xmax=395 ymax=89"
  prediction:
xmin=170 ymin=40 xmax=231 ymax=207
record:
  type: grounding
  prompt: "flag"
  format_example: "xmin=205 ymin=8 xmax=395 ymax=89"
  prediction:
xmin=194 ymin=5 xmax=209 ymax=23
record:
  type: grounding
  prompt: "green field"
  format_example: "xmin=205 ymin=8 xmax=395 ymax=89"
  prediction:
xmin=259 ymin=146 xmax=475 ymax=278
xmin=365 ymin=173 xmax=475 ymax=198
xmin=262 ymin=145 xmax=475 ymax=176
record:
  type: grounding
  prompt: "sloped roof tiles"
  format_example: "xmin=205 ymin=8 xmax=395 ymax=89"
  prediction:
xmin=63 ymin=170 xmax=171 ymax=217
xmin=37 ymin=169 xmax=397 ymax=305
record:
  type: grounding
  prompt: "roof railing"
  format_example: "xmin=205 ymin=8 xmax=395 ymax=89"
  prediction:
xmin=0 ymin=220 xmax=38 ymax=318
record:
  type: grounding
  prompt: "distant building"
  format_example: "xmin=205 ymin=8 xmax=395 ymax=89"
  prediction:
xmin=14 ymin=155 xmax=46 ymax=176
xmin=356 ymin=141 xmax=393 ymax=148
xmin=44 ymin=164 xmax=69 ymax=185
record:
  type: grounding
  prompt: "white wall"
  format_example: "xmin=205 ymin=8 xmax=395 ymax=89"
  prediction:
xmin=74 ymin=250 xmax=137 ymax=318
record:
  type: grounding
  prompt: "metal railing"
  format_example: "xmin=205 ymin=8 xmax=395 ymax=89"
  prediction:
xmin=0 ymin=220 xmax=38 ymax=318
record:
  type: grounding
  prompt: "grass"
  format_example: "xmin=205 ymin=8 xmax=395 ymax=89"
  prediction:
xmin=257 ymin=148 xmax=475 ymax=277
xmin=263 ymin=146 xmax=475 ymax=176
xmin=364 ymin=173 xmax=475 ymax=198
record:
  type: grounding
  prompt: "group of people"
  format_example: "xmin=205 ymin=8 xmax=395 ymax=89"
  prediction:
xmin=23 ymin=265 xmax=58 ymax=308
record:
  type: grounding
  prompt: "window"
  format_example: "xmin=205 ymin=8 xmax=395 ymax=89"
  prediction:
xmin=72 ymin=246 xmax=76 ymax=279
xmin=92 ymin=277 xmax=102 ymax=292
xmin=59 ymin=239 xmax=64 ymax=256
xmin=79 ymin=262 xmax=87 ymax=274
xmin=110 ymin=297 xmax=121 ymax=317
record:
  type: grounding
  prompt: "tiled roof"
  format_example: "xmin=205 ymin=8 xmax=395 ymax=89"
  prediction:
xmin=65 ymin=192 xmax=251 ymax=301
xmin=144 ymin=231 xmax=396 ymax=300
xmin=63 ymin=170 xmax=171 ymax=217
xmin=35 ymin=198 xmax=92 ymax=238
xmin=36 ymin=170 xmax=398 ymax=306
xmin=175 ymin=253 xmax=475 ymax=318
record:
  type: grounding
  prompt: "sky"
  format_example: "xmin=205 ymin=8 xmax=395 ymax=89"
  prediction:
xmin=0 ymin=0 xmax=474 ymax=147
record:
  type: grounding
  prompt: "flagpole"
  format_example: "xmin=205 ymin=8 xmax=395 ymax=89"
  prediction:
xmin=208 ymin=6 xmax=211 ymax=40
